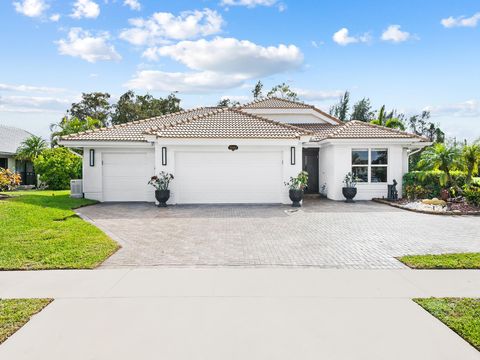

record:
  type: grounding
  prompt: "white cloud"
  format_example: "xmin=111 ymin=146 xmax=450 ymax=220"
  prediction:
xmin=441 ymin=12 xmax=480 ymax=28
xmin=332 ymin=28 xmax=370 ymax=46
xmin=119 ymin=9 xmax=223 ymax=46
xmin=220 ymin=94 xmax=250 ymax=103
xmin=425 ymin=99 xmax=480 ymax=118
xmin=295 ymin=88 xmax=344 ymax=101
xmin=381 ymin=25 xmax=411 ymax=43
xmin=13 ymin=0 xmax=48 ymax=17
xmin=0 ymin=95 xmax=70 ymax=109
xmin=56 ymin=28 xmax=121 ymax=63
xmin=221 ymin=0 xmax=277 ymax=6
xmin=143 ymin=37 xmax=303 ymax=78
xmin=71 ymin=0 xmax=100 ymax=19
xmin=50 ymin=13 xmax=60 ymax=22
xmin=125 ymin=70 xmax=246 ymax=93
xmin=128 ymin=37 xmax=303 ymax=94
xmin=123 ymin=0 xmax=141 ymax=11
xmin=311 ymin=40 xmax=324 ymax=48
xmin=0 ymin=83 xmax=66 ymax=93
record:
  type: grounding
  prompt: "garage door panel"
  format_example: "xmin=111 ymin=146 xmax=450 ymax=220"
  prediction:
xmin=102 ymin=152 xmax=153 ymax=202
xmin=175 ymin=151 xmax=283 ymax=204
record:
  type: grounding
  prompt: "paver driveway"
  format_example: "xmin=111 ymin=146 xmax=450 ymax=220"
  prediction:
xmin=77 ymin=200 xmax=480 ymax=269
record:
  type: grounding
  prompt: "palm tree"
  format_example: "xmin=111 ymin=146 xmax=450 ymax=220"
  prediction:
xmin=50 ymin=116 xmax=102 ymax=146
xmin=417 ymin=143 xmax=462 ymax=188
xmin=15 ymin=135 xmax=48 ymax=161
xmin=370 ymin=105 xmax=406 ymax=130
xmin=462 ymin=144 xmax=480 ymax=184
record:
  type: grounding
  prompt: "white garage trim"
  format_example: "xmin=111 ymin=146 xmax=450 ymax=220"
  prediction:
xmin=173 ymin=150 xmax=284 ymax=204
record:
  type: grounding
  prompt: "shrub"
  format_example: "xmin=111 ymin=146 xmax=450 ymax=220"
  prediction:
xmin=404 ymin=184 xmax=429 ymax=200
xmin=463 ymin=183 xmax=480 ymax=207
xmin=34 ymin=148 xmax=82 ymax=190
xmin=0 ymin=168 xmax=21 ymax=191
xmin=403 ymin=170 xmax=467 ymax=199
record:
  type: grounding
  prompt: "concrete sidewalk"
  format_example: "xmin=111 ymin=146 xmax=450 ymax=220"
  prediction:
xmin=0 ymin=269 xmax=479 ymax=359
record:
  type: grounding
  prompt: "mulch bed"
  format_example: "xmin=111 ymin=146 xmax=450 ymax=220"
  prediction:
xmin=373 ymin=198 xmax=480 ymax=216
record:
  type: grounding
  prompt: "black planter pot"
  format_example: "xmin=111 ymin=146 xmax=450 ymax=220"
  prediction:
xmin=155 ymin=189 xmax=170 ymax=207
xmin=289 ymin=189 xmax=304 ymax=207
xmin=342 ymin=187 xmax=357 ymax=203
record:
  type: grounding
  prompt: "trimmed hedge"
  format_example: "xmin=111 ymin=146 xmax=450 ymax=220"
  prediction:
xmin=403 ymin=170 xmax=467 ymax=199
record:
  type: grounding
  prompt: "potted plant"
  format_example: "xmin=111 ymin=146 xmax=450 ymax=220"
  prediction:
xmin=285 ymin=171 xmax=308 ymax=207
xmin=342 ymin=172 xmax=357 ymax=203
xmin=148 ymin=171 xmax=174 ymax=207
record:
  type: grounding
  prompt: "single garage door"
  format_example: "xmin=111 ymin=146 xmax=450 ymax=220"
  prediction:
xmin=102 ymin=152 xmax=154 ymax=202
xmin=174 ymin=151 xmax=283 ymax=204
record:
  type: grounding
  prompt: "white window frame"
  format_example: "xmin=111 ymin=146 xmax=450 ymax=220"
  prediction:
xmin=351 ymin=148 xmax=388 ymax=184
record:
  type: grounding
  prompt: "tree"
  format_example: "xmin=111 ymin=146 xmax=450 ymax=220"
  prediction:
xmin=252 ymin=81 xmax=264 ymax=100
xmin=462 ymin=144 xmax=480 ymax=184
xmin=417 ymin=143 xmax=462 ymax=188
xmin=267 ymin=83 xmax=299 ymax=101
xmin=110 ymin=91 xmax=181 ymax=125
xmin=329 ymin=91 xmax=350 ymax=121
xmin=370 ymin=105 xmax=406 ymax=130
xmin=15 ymin=135 xmax=48 ymax=161
xmin=384 ymin=118 xmax=406 ymax=130
xmin=34 ymin=147 xmax=82 ymax=190
xmin=408 ymin=111 xmax=444 ymax=143
xmin=50 ymin=116 xmax=103 ymax=146
xmin=217 ymin=98 xmax=240 ymax=107
xmin=68 ymin=92 xmax=111 ymax=125
xmin=350 ymin=98 xmax=373 ymax=122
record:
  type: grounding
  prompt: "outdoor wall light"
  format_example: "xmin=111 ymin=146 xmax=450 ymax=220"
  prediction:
xmin=162 ymin=147 xmax=167 ymax=166
xmin=228 ymin=145 xmax=238 ymax=151
xmin=89 ymin=149 xmax=95 ymax=167
xmin=290 ymin=147 xmax=296 ymax=165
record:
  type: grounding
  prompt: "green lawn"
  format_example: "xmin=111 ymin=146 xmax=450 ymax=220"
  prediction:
xmin=414 ymin=298 xmax=480 ymax=351
xmin=0 ymin=298 xmax=52 ymax=344
xmin=0 ymin=191 xmax=119 ymax=270
xmin=399 ymin=253 xmax=480 ymax=269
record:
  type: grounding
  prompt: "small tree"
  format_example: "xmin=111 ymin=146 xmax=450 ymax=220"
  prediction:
xmin=462 ymin=144 xmax=480 ymax=184
xmin=252 ymin=81 xmax=264 ymax=100
xmin=350 ymin=98 xmax=373 ymax=122
xmin=417 ymin=143 xmax=462 ymax=189
xmin=329 ymin=91 xmax=350 ymax=121
xmin=50 ymin=116 xmax=102 ymax=146
xmin=217 ymin=98 xmax=240 ymax=107
xmin=34 ymin=148 xmax=82 ymax=190
xmin=267 ymin=83 xmax=299 ymax=101
xmin=68 ymin=92 xmax=111 ymax=125
xmin=15 ymin=135 xmax=48 ymax=161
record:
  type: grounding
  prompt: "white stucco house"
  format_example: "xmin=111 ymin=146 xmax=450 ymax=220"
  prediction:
xmin=60 ymin=97 xmax=429 ymax=204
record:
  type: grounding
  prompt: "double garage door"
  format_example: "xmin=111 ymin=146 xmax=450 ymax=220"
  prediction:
xmin=102 ymin=150 xmax=283 ymax=203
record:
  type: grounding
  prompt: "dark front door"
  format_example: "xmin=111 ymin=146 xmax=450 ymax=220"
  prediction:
xmin=302 ymin=148 xmax=319 ymax=193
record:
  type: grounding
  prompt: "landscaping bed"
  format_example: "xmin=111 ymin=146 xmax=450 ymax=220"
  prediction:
xmin=0 ymin=190 xmax=119 ymax=270
xmin=373 ymin=198 xmax=480 ymax=215
xmin=414 ymin=298 xmax=480 ymax=351
xmin=0 ymin=298 xmax=52 ymax=344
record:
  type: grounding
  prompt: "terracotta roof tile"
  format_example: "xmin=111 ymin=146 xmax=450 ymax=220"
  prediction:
xmin=294 ymin=121 xmax=429 ymax=142
xmin=145 ymin=108 xmax=313 ymax=139
xmin=60 ymin=108 xmax=217 ymax=142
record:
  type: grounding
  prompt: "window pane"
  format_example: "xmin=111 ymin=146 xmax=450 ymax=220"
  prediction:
xmin=371 ymin=167 xmax=387 ymax=183
xmin=352 ymin=150 xmax=368 ymax=165
xmin=0 ymin=158 xmax=7 ymax=169
xmin=371 ymin=149 xmax=388 ymax=165
xmin=352 ymin=167 xmax=368 ymax=182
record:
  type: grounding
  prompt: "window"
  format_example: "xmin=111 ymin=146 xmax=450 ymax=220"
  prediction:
xmin=0 ymin=158 xmax=7 ymax=169
xmin=351 ymin=148 xmax=388 ymax=183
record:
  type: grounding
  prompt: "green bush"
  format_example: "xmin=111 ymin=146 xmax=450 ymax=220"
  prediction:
xmin=464 ymin=183 xmax=480 ymax=207
xmin=403 ymin=170 xmax=467 ymax=199
xmin=34 ymin=148 xmax=82 ymax=190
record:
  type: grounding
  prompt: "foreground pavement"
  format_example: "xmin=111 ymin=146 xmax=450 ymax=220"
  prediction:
xmin=0 ymin=268 xmax=479 ymax=359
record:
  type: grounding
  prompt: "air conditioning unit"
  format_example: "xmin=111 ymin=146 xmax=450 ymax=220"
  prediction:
xmin=70 ymin=179 xmax=83 ymax=198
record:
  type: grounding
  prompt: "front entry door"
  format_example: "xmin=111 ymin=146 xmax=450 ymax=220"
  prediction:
xmin=302 ymin=148 xmax=319 ymax=193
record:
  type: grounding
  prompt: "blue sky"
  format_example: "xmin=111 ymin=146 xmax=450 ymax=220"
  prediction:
xmin=0 ymin=0 xmax=479 ymax=141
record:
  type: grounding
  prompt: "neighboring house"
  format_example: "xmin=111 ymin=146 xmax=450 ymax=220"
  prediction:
xmin=0 ymin=124 xmax=36 ymax=185
xmin=59 ymin=97 xmax=429 ymax=203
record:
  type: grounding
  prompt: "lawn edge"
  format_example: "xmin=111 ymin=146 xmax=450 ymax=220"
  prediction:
xmin=397 ymin=253 xmax=480 ymax=270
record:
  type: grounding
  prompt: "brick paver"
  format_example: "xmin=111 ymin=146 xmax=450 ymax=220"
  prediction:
xmin=77 ymin=200 xmax=480 ymax=269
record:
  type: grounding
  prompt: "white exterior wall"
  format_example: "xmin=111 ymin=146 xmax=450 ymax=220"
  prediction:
xmin=82 ymin=146 xmax=155 ymax=202
xmin=7 ymin=157 xmax=16 ymax=171
xmin=318 ymin=143 xmax=407 ymax=201
xmin=154 ymin=139 xmax=303 ymax=205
